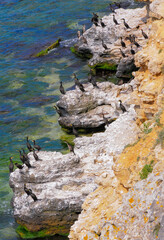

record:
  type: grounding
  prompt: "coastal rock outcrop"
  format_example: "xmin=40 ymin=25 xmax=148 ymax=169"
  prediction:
xmin=9 ymin=107 xmax=139 ymax=237
xmin=73 ymin=5 xmax=149 ymax=77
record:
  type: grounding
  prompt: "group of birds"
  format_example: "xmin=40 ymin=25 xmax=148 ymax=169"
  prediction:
xmin=9 ymin=137 xmax=42 ymax=201
xmin=76 ymin=1 xmax=149 ymax=58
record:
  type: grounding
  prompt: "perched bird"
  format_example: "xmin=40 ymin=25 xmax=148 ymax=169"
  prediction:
xmin=119 ymin=48 xmax=126 ymax=58
xmin=54 ymin=104 xmax=68 ymax=117
xmin=72 ymin=124 xmax=79 ymax=137
xmin=29 ymin=192 xmax=38 ymax=202
xmin=33 ymin=149 xmax=41 ymax=161
xmin=92 ymin=20 xmax=99 ymax=27
xmin=73 ymin=73 xmax=85 ymax=92
xmin=15 ymin=163 xmax=24 ymax=170
xmin=33 ymin=140 xmax=41 ymax=151
xmin=18 ymin=150 xmax=25 ymax=164
xmin=100 ymin=19 xmax=106 ymax=28
xmin=134 ymin=39 xmax=141 ymax=48
xmin=82 ymin=24 xmax=86 ymax=34
xmin=22 ymin=148 xmax=29 ymax=162
xmin=121 ymin=18 xmax=131 ymax=29
xmin=26 ymin=136 xmax=33 ymax=152
xmin=120 ymin=37 xmax=126 ymax=48
xmin=64 ymin=140 xmax=75 ymax=154
xmin=92 ymin=12 xmax=99 ymax=19
xmin=89 ymin=75 xmax=99 ymax=88
xmin=24 ymin=184 xmax=32 ymax=196
xmin=77 ymin=30 xmax=81 ymax=39
xmin=109 ymin=4 xmax=116 ymax=13
xmin=59 ymin=81 xmax=66 ymax=95
xmin=113 ymin=15 xmax=119 ymax=25
xmin=9 ymin=157 xmax=14 ymax=173
xmin=102 ymin=40 xmax=108 ymax=50
xmin=91 ymin=13 xmax=99 ymax=24
xmin=24 ymin=160 xmax=33 ymax=168
xmin=119 ymin=100 xmax=127 ymax=113
xmin=141 ymin=29 xmax=148 ymax=39
xmin=130 ymin=46 xmax=135 ymax=55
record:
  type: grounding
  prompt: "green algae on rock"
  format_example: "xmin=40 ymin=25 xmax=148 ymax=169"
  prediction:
xmin=34 ymin=38 xmax=61 ymax=57
xmin=16 ymin=224 xmax=69 ymax=239
xmin=70 ymin=46 xmax=93 ymax=59
xmin=89 ymin=62 xmax=117 ymax=71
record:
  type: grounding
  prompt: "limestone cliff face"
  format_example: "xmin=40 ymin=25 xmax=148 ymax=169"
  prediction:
xmin=69 ymin=1 xmax=164 ymax=239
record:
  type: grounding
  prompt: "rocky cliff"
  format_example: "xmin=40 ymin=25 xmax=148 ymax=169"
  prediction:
xmin=69 ymin=0 xmax=164 ymax=239
xmin=9 ymin=0 xmax=164 ymax=239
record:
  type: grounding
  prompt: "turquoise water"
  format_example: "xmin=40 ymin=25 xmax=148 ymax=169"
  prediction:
xmin=0 ymin=0 xmax=144 ymax=239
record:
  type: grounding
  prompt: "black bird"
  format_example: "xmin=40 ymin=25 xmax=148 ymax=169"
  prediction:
xmin=141 ymin=29 xmax=148 ymax=39
xmin=64 ymin=140 xmax=75 ymax=154
xmin=33 ymin=149 xmax=41 ymax=161
xmin=100 ymin=19 xmax=106 ymax=28
xmin=121 ymin=18 xmax=131 ymax=29
xmin=120 ymin=37 xmax=126 ymax=48
xmin=24 ymin=184 xmax=32 ymax=196
xmin=33 ymin=140 xmax=41 ymax=151
xmin=73 ymin=73 xmax=85 ymax=92
xmin=102 ymin=40 xmax=108 ymax=50
xmin=92 ymin=12 xmax=99 ymax=19
xmin=113 ymin=15 xmax=119 ymax=25
xmin=91 ymin=13 xmax=99 ymax=23
xmin=59 ymin=81 xmax=66 ymax=95
xmin=9 ymin=157 xmax=14 ymax=173
xmin=54 ymin=104 xmax=68 ymax=117
xmin=130 ymin=46 xmax=135 ymax=55
xmin=24 ymin=160 xmax=33 ymax=168
xmin=18 ymin=150 xmax=25 ymax=164
xmin=119 ymin=100 xmax=127 ymax=113
xmin=134 ymin=40 xmax=141 ymax=48
xmin=89 ymin=75 xmax=99 ymax=88
xmin=119 ymin=48 xmax=126 ymax=58
xmin=15 ymin=163 xmax=24 ymax=170
xmin=109 ymin=4 xmax=116 ymax=13
xmin=92 ymin=20 xmax=99 ymax=27
xmin=22 ymin=148 xmax=29 ymax=162
xmin=29 ymin=192 xmax=38 ymax=202
xmin=26 ymin=136 xmax=33 ymax=152
xmin=72 ymin=124 xmax=79 ymax=137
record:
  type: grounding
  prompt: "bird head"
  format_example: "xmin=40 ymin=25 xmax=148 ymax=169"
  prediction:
xmin=121 ymin=18 xmax=125 ymax=20
xmin=119 ymin=100 xmax=122 ymax=103
xmin=10 ymin=157 xmax=13 ymax=160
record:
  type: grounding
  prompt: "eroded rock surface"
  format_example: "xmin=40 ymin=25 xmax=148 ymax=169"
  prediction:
xmin=74 ymin=5 xmax=150 ymax=77
xmin=10 ymin=107 xmax=139 ymax=235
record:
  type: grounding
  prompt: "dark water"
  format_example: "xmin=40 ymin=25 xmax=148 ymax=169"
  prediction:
xmin=0 ymin=0 xmax=144 ymax=239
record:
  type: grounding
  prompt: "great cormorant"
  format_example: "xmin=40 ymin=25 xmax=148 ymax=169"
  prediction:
xmin=120 ymin=37 xmax=126 ymax=48
xmin=113 ymin=15 xmax=119 ymax=25
xmin=9 ymin=157 xmax=14 ymax=173
xmin=59 ymin=81 xmax=66 ymax=95
xmin=33 ymin=140 xmax=41 ymax=151
xmin=119 ymin=100 xmax=127 ymax=113
xmin=121 ymin=18 xmax=131 ymax=29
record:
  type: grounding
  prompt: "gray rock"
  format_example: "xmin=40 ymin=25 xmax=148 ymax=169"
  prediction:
xmin=74 ymin=7 xmax=148 ymax=77
xmin=10 ymin=107 xmax=139 ymax=234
